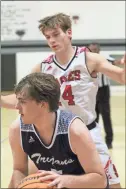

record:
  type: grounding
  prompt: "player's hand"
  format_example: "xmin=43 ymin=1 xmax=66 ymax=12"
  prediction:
xmin=120 ymin=53 xmax=126 ymax=64
xmin=38 ymin=170 xmax=71 ymax=188
xmin=113 ymin=54 xmax=126 ymax=65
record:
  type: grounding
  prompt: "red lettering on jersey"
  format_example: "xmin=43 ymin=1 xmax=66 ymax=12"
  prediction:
xmin=60 ymin=76 xmax=67 ymax=84
xmin=62 ymin=85 xmax=75 ymax=105
xmin=68 ymin=71 xmax=74 ymax=81
xmin=58 ymin=70 xmax=81 ymax=106
xmin=75 ymin=70 xmax=80 ymax=80
xmin=67 ymin=70 xmax=80 ymax=81
xmin=59 ymin=70 xmax=81 ymax=84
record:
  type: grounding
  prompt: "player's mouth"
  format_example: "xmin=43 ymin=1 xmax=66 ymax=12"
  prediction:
xmin=52 ymin=45 xmax=58 ymax=48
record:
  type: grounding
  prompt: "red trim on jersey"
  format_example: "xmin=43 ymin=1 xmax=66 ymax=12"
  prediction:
xmin=42 ymin=54 xmax=54 ymax=64
xmin=75 ymin=46 xmax=87 ymax=57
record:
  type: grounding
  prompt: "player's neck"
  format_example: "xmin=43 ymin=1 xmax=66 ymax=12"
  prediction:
xmin=34 ymin=111 xmax=56 ymax=134
xmin=34 ymin=111 xmax=56 ymax=146
xmin=55 ymin=45 xmax=75 ymax=65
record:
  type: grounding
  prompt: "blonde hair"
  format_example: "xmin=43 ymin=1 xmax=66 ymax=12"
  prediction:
xmin=39 ymin=13 xmax=71 ymax=34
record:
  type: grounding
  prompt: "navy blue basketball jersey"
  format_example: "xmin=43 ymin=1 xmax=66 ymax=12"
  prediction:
xmin=20 ymin=109 xmax=85 ymax=175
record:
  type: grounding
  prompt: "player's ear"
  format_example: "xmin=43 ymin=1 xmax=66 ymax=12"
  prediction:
xmin=67 ymin=29 xmax=72 ymax=39
xmin=40 ymin=101 xmax=48 ymax=109
xmin=40 ymin=101 xmax=44 ymax=108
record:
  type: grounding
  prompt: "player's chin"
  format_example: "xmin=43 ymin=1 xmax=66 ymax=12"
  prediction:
xmin=21 ymin=117 xmax=31 ymax=125
xmin=52 ymin=49 xmax=60 ymax=53
xmin=52 ymin=47 xmax=62 ymax=53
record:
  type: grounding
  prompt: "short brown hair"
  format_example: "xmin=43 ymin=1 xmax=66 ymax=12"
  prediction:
xmin=15 ymin=73 xmax=60 ymax=112
xmin=38 ymin=13 xmax=71 ymax=34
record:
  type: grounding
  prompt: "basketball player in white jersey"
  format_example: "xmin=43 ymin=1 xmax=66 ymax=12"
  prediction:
xmin=1 ymin=13 xmax=125 ymax=188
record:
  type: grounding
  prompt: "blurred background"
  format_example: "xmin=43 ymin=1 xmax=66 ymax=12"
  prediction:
xmin=1 ymin=1 xmax=125 ymax=188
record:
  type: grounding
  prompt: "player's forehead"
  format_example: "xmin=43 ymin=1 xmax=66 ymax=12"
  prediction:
xmin=16 ymin=90 xmax=30 ymax=101
xmin=44 ymin=26 xmax=62 ymax=36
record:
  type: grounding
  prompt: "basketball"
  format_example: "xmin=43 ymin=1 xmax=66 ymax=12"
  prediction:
xmin=17 ymin=173 xmax=54 ymax=188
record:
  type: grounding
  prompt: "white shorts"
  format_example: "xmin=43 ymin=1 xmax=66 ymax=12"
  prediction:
xmin=90 ymin=123 xmax=120 ymax=185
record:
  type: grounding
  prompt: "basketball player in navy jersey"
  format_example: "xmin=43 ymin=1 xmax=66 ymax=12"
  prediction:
xmin=1 ymin=13 xmax=125 ymax=188
xmin=8 ymin=73 xmax=108 ymax=188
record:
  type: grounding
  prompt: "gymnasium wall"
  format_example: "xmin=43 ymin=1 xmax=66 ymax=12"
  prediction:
xmin=1 ymin=1 xmax=125 ymax=91
xmin=1 ymin=1 xmax=125 ymax=40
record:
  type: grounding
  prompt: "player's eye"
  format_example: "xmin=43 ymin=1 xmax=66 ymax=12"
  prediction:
xmin=45 ymin=36 xmax=50 ymax=39
xmin=53 ymin=33 xmax=59 ymax=37
xmin=20 ymin=100 xmax=26 ymax=104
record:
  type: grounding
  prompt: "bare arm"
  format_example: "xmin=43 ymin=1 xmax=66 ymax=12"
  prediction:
xmin=86 ymin=52 xmax=125 ymax=84
xmin=64 ymin=118 xmax=107 ymax=188
xmin=1 ymin=94 xmax=17 ymax=109
xmin=1 ymin=63 xmax=41 ymax=110
xmin=112 ymin=55 xmax=125 ymax=65
xmin=8 ymin=118 xmax=28 ymax=188
xmin=113 ymin=59 xmax=121 ymax=65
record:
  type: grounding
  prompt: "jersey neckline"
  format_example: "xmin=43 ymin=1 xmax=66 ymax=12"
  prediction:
xmin=53 ymin=46 xmax=78 ymax=71
xmin=32 ymin=109 xmax=60 ymax=149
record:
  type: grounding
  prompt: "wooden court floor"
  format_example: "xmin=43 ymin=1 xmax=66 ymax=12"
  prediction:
xmin=1 ymin=95 xmax=125 ymax=188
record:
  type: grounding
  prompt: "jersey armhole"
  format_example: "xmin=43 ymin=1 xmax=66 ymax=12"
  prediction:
xmin=68 ymin=116 xmax=84 ymax=154
xmin=84 ymin=51 xmax=98 ymax=79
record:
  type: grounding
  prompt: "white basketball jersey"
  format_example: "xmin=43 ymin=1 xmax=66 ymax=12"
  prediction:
xmin=41 ymin=46 xmax=99 ymax=125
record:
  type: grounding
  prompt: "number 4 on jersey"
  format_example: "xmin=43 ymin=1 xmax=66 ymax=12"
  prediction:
xmin=59 ymin=85 xmax=75 ymax=106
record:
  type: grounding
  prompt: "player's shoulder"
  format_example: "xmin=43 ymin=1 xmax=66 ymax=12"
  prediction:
xmin=9 ymin=117 xmax=20 ymax=139
xmin=41 ymin=53 xmax=54 ymax=64
xmin=59 ymin=110 xmax=83 ymax=127
xmin=9 ymin=117 xmax=20 ymax=131
xmin=31 ymin=63 xmax=41 ymax=73
xmin=75 ymin=46 xmax=88 ymax=57
xmin=60 ymin=109 xmax=77 ymax=120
